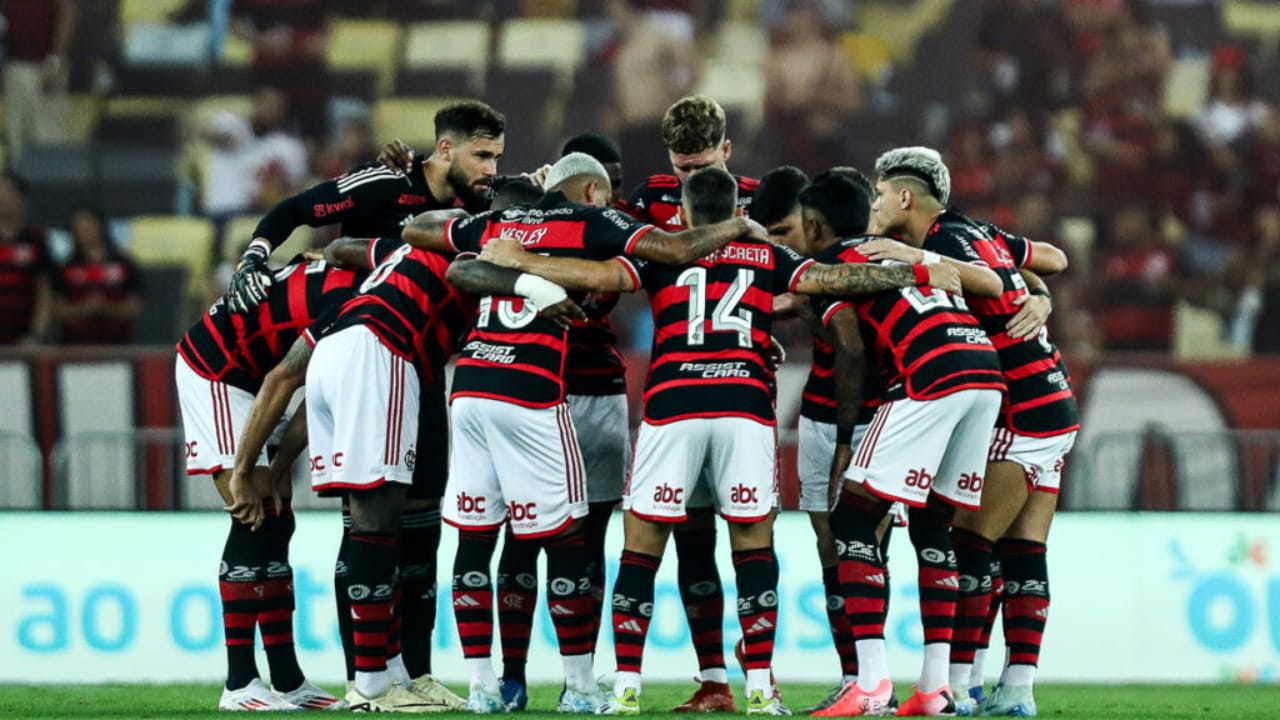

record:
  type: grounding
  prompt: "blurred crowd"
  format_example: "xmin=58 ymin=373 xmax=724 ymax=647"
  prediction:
xmin=0 ymin=0 xmax=1278 ymax=357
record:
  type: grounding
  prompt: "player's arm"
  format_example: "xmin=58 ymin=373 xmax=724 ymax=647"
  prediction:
xmin=630 ymin=217 xmax=757 ymax=265
xmin=477 ymin=236 xmax=640 ymax=293
xmin=265 ymin=399 xmax=308 ymax=502
xmin=324 ymin=237 xmax=374 ymax=269
xmin=1022 ymin=241 xmax=1069 ymax=276
xmin=445 ymin=257 xmax=587 ymax=328
xmin=822 ymin=303 xmax=866 ymax=506
xmin=857 ymin=237 xmax=1002 ymax=298
xmin=401 ymin=209 xmax=472 ymax=253
xmin=1006 ymin=269 xmax=1053 ymax=340
xmin=226 ymin=336 xmax=313 ymax=529
xmin=794 ymin=260 xmax=960 ymax=297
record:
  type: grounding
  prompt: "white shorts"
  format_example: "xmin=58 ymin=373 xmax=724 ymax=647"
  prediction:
xmin=566 ymin=393 xmax=629 ymax=503
xmin=306 ymin=326 xmax=419 ymax=493
xmin=845 ymin=389 xmax=1003 ymax=510
xmin=988 ymin=428 xmax=1077 ymax=494
xmin=175 ymin=356 xmax=267 ymax=475
xmin=625 ymin=417 xmax=777 ymax=522
xmin=444 ymin=397 xmax=588 ymax=538
xmin=799 ymin=417 xmax=907 ymax=525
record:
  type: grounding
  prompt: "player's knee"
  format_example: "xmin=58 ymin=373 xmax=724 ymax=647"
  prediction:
xmin=907 ymin=503 xmax=953 ymax=553
xmin=348 ymin=484 xmax=409 ymax=533
xmin=727 ymin=517 xmax=774 ymax=551
xmin=623 ymin=512 xmax=672 ymax=556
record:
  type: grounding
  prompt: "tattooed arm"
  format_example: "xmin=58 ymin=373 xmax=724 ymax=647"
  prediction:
xmin=793 ymin=261 xmax=961 ymax=297
xmin=629 ymin=217 xmax=754 ymax=265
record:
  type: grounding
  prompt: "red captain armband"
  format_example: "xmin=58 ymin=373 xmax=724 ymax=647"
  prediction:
xmin=911 ymin=264 xmax=930 ymax=286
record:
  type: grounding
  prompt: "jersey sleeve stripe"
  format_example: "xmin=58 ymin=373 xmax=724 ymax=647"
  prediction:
xmin=335 ymin=167 xmax=399 ymax=193
xmin=788 ymin=259 xmax=816 ymax=292
xmin=367 ymin=238 xmax=381 ymax=269
xmin=821 ymin=300 xmax=855 ymax=326
xmin=444 ymin=218 xmax=460 ymax=252
xmin=613 ymin=256 xmax=642 ymax=289
xmin=1021 ymin=241 xmax=1032 ymax=268
xmin=623 ymin=225 xmax=656 ymax=254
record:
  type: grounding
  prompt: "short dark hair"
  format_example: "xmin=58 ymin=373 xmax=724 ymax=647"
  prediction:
xmin=490 ymin=176 xmax=544 ymax=211
xmin=682 ymin=167 xmax=738 ymax=225
xmin=827 ymin=166 xmax=873 ymax=200
xmin=435 ymin=100 xmax=505 ymax=141
xmin=752 ymin=166 xmax=809 ymax=226
xmin=799 ymin=172 xmax=871 ymax=237
xmin=561 ymin=134 xmax=622 ymax=164
xmin=662 ymin=95 xmax=726 ymax=155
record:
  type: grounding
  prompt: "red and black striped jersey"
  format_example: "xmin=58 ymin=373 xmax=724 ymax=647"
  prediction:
xmin=322 ymin=238 xmax=476 ymax=386
xmin=632 ymin=236 xmax=813 ymax=425
xmin=618 ymin=173 xmax=757 ymax=231
xmin=565 ymin=292 xmax=627 ymax=396
xmin=924 ymin=210 xmax=1079 ymax=436
xmin=800 ymin=335 xmax=880 ymax=426
xmin=445 ymin=192 xmax=656 ymax=408
xmin=0 ymin=226 xmax=53 ymax=343
xmin=811 ymin=236 xmax=1005 ymax=403
xmin=178 ymin=258 xmax=361 ymax=391
xmin=53 ymin=255 xmax=142 ymax=344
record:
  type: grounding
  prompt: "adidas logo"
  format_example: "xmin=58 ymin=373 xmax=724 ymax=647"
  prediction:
xmin=550 ymin=604 xmax=574 ymax=616
xmin=747 ymin=617 xmax=775 ymax=634
xmin=1036 ymin=608 xmax=1049 ymax=618
xmin=865 ymin=573 xmax=886 ymax=585
xmin=454 ymin=595 xmax=481 ymax=608
xmin=349 ymin=701 xmax=372 ymax=712
xmin=935 ymin=576 xmax=960 ymax=589
xmin=616 ymin=619 xmax=644 ymax=633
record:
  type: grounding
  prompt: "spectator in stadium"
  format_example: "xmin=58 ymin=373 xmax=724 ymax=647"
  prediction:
xmin=0 ymin=171 xmax=53 ymax=345
xmin=52 ymin=207 xmax=143 ymax=345
xmin=317 ymin=117 xmax=377 ymax=181
xmin=1196 ymin=45 xmax=1269 ymax=151
xmin=762 ymin=0 xmax=863 ymax=176
xmin=1236 ymin=205 xmax=1280 ymax=353
xmin=974 ymin=0 xmax=1075 ymax=112
xmin=1097 ymin=203 xmax=1180 ymax=351
xmin=2 ymin=0 xmax=76 ymax=160
xmin=230 ymin=0 xmax=332 ymax=141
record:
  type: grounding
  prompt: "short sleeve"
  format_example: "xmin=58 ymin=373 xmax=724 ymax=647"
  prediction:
xmin=444 ymin=212 xmax=492 ymax=254
xmin=924 ymin=229 xmax=985 ymax=264
xmin=809 ymin=294 xmax=855 ymax=328
xmin=613 ymin=255 xmax=646 ymax=290
xmin=583 ymin=208 xmax=655 ymax=257
xmin=771 ymin=243 xmax=815 ymax=293
xmin=999 ymin=229 xmax=1031 ymax=268
xmin=368 ymin=237 xmax=404 ymax=267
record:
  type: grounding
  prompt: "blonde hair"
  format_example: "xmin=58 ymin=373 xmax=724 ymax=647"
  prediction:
xmin=874 ymin=146 xmax=952 ymax=206
xmin=661 ymin=95 xmax=727 ymax=154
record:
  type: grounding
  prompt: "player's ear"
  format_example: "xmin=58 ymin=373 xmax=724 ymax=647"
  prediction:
xmin=436 ymin=135 xmax=454 ymax=162
xmin=721 ymin=139 xmax=732 ymax=164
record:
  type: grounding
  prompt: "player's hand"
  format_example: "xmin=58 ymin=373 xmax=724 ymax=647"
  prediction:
xmin=1006 ymin=293 xmax=1052 ymax=339
xmin=228 ymin=251 xmax=273 ymax=314
xmin=767 ymin=336 xmax=787 ymax=370
xmin=268 ymin=471 xmax=291 ymax=516
xmin=540 ymin=297 xmax=587 ymax=329
xmin=378 ymin=139 xmax=416 ymax=175
xmin=478 ymin=236 xmax=528 ymax=269
xmin=302 ymin=249 xmax=325 ymax=262
xmin=829 ymin=443 xmax=854 ymax=508
xmin=522 ymin=164 xmax=553 ymax=188
xmin=926 ymin=263 xmax=962 ymax=296
xmin=743 ymin=217 xmax=770 ymax=243
xmin=224 ymin=470 xmax=266 ymax=531
xmin=859 ymin=238 xmax=923 ymax=264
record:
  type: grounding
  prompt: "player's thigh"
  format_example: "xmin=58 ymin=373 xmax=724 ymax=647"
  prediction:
xmin=566 ymin=393 xmax=630 ymax=503
xmin=175 ymin=356 xmax=264 ymax=475
xmin=489 ymin=401 xmax=589 ymax=539
xmin=954 ymin=460 xmax=1029 ymax=541
xmin=845 ymin=397 xmax=954 ymax=508
xmin=625 ymin=420 xmax=706 ymax=522
xmin=442 ymin=396 xmax=507 ymax=532
xmin=797 ymin=416 xmax=838 ymax=512
xmin=409 ymin=378 xmax=449 ymax=502
xmin=707 ymin=418 xmax=777 ymax=522
xmin=931 ymin=389 xmax=1003 ymax=511
xmin=1005 ymin=488 xmax=1059 ymax=543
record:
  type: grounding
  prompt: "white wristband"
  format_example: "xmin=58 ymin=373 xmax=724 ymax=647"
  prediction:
xmin=245 ymin=239 xmax=272 ymax=260
xmin=514 ymin=273 xmax=568 ymax=310
xmin=921 ymin=250 xmax=942 ymax=265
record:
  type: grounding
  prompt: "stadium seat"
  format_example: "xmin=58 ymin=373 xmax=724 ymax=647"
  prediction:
xmin=221 ymin=214 xmax=312 ymax=266
xmin=127 ymin=215 xmax=216 ymax=287
xmin=97 ymin=114 xmax=180 ymax=151
xmin=327 ymin=20 xmax=403 ymax=97
xmin=1224 ymin=1 xmax=1280 ymax=39
xmin=123 ymin=22 xmax=210 ymax=66
xmin=403 ymin=21 xmax=490 ymax=72
xmin=120 ymin=0 xmax=186 ymax=28
xmin=1174 ymin=301 xmax=1242 ymax=359
xmin=134 ymin=266 xmax=190 ymax=344
xmin=12 ymin=145 xmax=97 ymax=227
xmin=373 ymin=97 xmax=465 ymax=149
xmin=396 ymin=68 xmax=479 ymax=98
xmin=1164 ymin=57 xmax=1210 ymax=119
xmin=724 ymin=0 xmax=762 ymax=22
xmin=1058 ymin=216 xmax=1095 ymax=273
xmin=486 ymin=68 xmax=559 ymax=171
xmin=695 ymin=62 xmax=765 ymax=137
xmin=329 ymin=68 xmax=380 ymax=104
xmin=116 ymin=63 xmax=206 ymax=97
xmin=709 ymin=22 xmax=768 ymax=67
xmin=843 ymin=33 xmax=893 ymax=83
xmin=497 ymin=18 xmax=586 ymax=74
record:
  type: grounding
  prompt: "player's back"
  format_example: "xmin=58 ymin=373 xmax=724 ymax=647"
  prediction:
xmin=813 ymin=235 xmax=1005 ymax=403
xmin=178 ymin=258 xmax=362 ymax=389
xmin=639 ymin=236 xmax=813 ymax=425
xmin=619 ymin=173 xmax=757 ymax=231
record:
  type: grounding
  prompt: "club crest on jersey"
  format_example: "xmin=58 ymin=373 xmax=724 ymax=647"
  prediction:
xmin=404 ymin=448 xmax=416 ymax=472
xmin=496 ymin=226 xmax=548 ymax=246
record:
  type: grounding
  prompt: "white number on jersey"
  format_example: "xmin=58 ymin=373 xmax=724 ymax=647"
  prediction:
xmin=675 ymin=266 xmax=754 ymax=348
xmin=360 ymin=243 xmax=413 ymax=293
xmin=476 ymin=296 xmax=538 ymax=329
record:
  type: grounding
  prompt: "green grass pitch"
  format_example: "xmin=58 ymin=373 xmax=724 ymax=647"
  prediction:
xmin=0 ymin=683 xmax=1274 ymax=719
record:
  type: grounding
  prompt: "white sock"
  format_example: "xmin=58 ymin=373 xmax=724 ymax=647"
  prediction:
xmin=919 ymin=643 xmax=950 ymax=693
xmin=563 ymin=654 xmax=595 ymax=694
xmin=354 ymin=670 xmax=391 ymax=699
xmin=745 ymin=669 xmax=773 ymax=699
xmin=949 ymin=663 xmax=972 ymax=695
xmin=700 ymin=667 xmax=728 ymax=684
xmin=842 ymin=674 xmax=858 ymax=686
xmin=467 ymin=658 xmax=500 ymax=694
xmin=970 ymin=648 xmax=988 ymax=690
xmin=854 ymin=639 xmax=888 ymax=690
xmin=386 ymin=654 xmax=412 ymax=686
xmin=614 ymin=671 xmax=642 ymax=697
xmin=1003 ymin=664 xmax=1035 ymax=688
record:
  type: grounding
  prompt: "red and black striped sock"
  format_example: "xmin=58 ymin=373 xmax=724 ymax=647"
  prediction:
xmin=674 ymin=527 xmax=726 ymax=676
xmin=584 ymin=501 xmax=614 ymax=654
xmin=907 ymin=506 xmax=958 ymax=646
xmin=398 ymin=508 xmax=441 ymax=678
xmin=613 ymin=550 xmax=661 ymax=674
xmin=347 ymin=531 xmax=399 ymax=675
xmin=978 ymin=555 xmax=1004 ymax=653
xmin=732 ymin=548 xmax=779 ymax=670
xmin=831 ymin=490 xmax=889 ymax=642
xmin=259 ymin=502 xmax=304 ymax=692
xmin=334 ymin=512 xmax=356 ymax=682
xmin=497 ymin=531 xmax=539 ymax=684
xmin=544 ymin=532 xmax=595 ymax=657
xmin=219 ymin=520 xmax=263 ymax=690
xmin=950 ymin=528 xmax=994 ymax=667
xmin=998 ymin=539 xmax=1050 ymax=672
xmin=822 ymin=565 xmax=859 ymax=678
xmin=453 ymin=530 xmax=499 ymax=660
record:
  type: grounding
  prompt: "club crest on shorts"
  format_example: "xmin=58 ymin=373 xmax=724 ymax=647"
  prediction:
xmin=404 ymin=448 xmax=416 ymax=471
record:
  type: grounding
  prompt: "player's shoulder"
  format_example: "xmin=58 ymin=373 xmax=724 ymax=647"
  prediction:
xmin=333 ymin=161 xmax=401 ymax=191
xmin=648 ymin=173 xmax=681 ymax=189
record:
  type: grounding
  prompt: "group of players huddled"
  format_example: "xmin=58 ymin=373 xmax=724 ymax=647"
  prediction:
xmin=175 ymin=95 xmax=1077 ymax=717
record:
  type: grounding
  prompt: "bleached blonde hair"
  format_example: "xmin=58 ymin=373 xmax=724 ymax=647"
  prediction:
xmin=874 ymin=146 xmax=951 ymax=206
xmin=545 ymin=152 xmax=610 ymax=193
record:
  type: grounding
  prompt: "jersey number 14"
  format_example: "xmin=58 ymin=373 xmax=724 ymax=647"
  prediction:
xmin=676 ymin=267 xmax=754 ymax=348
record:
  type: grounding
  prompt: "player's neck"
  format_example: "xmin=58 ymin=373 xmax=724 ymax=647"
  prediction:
xmin=422 ymin=154 xmax=456 ymax=204
xmin=901 ymin=209 xmax=942 ymax=248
